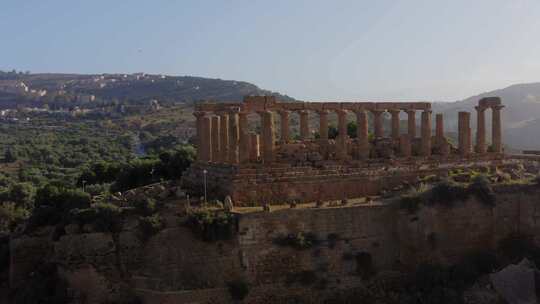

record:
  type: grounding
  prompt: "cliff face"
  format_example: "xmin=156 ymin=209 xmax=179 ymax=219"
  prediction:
xmin=7 ymin=183 xmax=540 ymax=303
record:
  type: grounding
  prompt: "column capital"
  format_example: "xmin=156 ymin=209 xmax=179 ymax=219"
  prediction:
xmin=388 ymin=109 xmax=401 ymax=114
xmin=406 ymin=109 xmax=416 ymax=114
xmin=492 ymin=105 xmax=505 ymax=111
xmin=335 ymin=109 xmax=348 ymax=115
xmin=371 ymin=109 xmax=385 ymax=114
xmin=422 ymin=109 xmax=432 ymax=114
xmin=474 ymin=106 xmax=488 ymax=112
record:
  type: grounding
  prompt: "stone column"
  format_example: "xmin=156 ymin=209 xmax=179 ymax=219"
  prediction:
xmin=458 ymin=111 xmax=471 ymax=156
xmin=435 ymin=113 xmax=444 ymax=145
xmin=318 ymin=110 xmax=329 ymax=140
xmin=193 ymin=111 xmax=207 ymax=161
xmin=219 ymin=113 xmax=229 ymax=163
xmin=400 ymin=135 xmax=412 ymax=157
xmin=249 ymin=133 xmax=260 ymax=162
xmin=238 ymin=112 xmax=250 ymax=163
xmin=492 ymin=105 xmax=504 ymax=153
xmin=299 ymin=110 xmax=309 ymax=140
xmin=200 ymin=116 xmax=212 ymax=162
xmin=279 ymin=110 xmax=290 ymax=144
xmin=260 ymin=111 xmax=275 ymax=163
xmin=211 ymin=116 xmax=220 ymax=162
xmin=356 ymin=109 xmax=369 ymax=159
xmin=337 ymin=109 xmax=348 ymax=160
xmin=475 ymin=106 xmax=487 ymax=154
xmin=228 ymin=111 xmax=239 ymax=164
xmin=372 ymin=110 xmax=384 ymax=138
xmin=421 ymin=110 xmax=432 ymax=157
xmin=389 ymin=109 xmax=400 ymax=139
xmin=407 ymin=110 xmax=416 ymax=139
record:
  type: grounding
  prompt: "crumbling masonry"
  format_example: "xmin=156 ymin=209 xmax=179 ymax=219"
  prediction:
xmin=183 ymin=96 xmax=505 ymax=204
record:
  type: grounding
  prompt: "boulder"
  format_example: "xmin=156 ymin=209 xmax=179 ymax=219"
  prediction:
xmin=490 ymin=258 xmax=538 ymax=304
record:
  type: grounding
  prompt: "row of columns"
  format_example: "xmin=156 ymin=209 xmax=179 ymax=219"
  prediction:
xmin=196 ymin=108 xmax=435 ymax=163
xmin=194 ymin=110 xmax=275 ymax=164
xmin=195 ymin=103 xmax=503 ymax=164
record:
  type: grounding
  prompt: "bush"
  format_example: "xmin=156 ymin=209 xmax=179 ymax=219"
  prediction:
xmin=399 ymin=184 xmax=429 ymax=213
xmin=227 ymin=279 xmax=249 ymax=301
xmin=92 ymin=203 xmax=123 ymax=233
xmin=429 ymin=180 xmax=469 ymax=207
xmin=28 ymin=182 xmax=91 ymax=231
xmin=138 ymin=213 xmax=165 ymax=240
xmin=274 ymin=232 xmax=319 ymax=250
xmin=70 ymin=202 xmax=123 ymax=233
xmin=468 ymin=175 xmax=496 ymax=206
xmin=130 ymin=197 xmax=157 ymax=215
xmin=187 ymin=210 xmax=235 ymax=242
xmin=400 ymin=176 xmax=495 ymax=213
xmin=0 ymin=202 xmax=30 ymax=232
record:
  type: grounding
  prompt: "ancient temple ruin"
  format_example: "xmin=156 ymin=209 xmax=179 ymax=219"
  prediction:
xmin=183 ymin=96 xmax=505 ymax=204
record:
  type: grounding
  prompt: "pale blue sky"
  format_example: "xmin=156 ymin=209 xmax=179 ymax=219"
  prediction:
xmin=2 ymin=0 xmax=540 ymax=101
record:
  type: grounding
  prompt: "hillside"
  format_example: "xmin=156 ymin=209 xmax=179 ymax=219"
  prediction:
xmin=0 ymin=71 xmax=295 ymax=108
xmin=433 ymin=83 xmax=540 ymax=150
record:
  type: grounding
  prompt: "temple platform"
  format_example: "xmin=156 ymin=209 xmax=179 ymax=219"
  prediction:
xmin=182 ymin=154 xmax=511 ymax=205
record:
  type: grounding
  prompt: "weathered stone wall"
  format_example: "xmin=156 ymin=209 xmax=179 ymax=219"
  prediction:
xmin=397 ymin=186 xmax=540 ymax=268
xmin=237 ymin=205 xmax=398 ymax=283
xmin=134 ymin=226 xmax=243 ymax=291
xmin=9 ymin=184 xmax=540 ymax=304
xmin=183 ymin=156 xmax=510 ymax=205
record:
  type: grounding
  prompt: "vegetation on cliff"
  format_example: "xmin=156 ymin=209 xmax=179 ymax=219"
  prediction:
xmin=400 ymin=173 xmax=498 ymax=213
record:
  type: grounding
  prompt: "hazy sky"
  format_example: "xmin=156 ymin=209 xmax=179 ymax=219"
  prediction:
xmin=2 ymin=0 xmax=540 ymax=101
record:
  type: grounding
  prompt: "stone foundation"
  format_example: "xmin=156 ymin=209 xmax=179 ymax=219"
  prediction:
xmin=183 ymin=155 xmax=508 ymax=205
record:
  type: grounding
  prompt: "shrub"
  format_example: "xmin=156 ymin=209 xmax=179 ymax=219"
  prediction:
xmin=138 ymin=213 xmax=165 ymax=240
xmin=227 ymin=279 xmax=249 ymax=301
xmin=92 ymin=203 xmax=123 ymax=233
xmin=274 ymin=232 xmax=319 ymax=250
xmin=468 ymin=175 xmax=496 ymax=206
xmin=429 ymin=180 xmax=469 ymax=207
xmin=84 ymin=183 xmax=111 ymax=196
xmin=0 ymin=202 xmax=30 ymax=232
xmin=399 ymin=184 xmax=429 ymax=213
xmin=130 ymin=197 xmax=157 ymax=215
xmin=187 ymin=210 xmax=235 ymax=242
xmin=70 ymin=202 xmax=123 ymax=233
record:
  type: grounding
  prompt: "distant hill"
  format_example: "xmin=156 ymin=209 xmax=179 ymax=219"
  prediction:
xmin=0 ymin=71 xmax=295 ymax=108
xmin=433 ymin=83 xmax=540 ymax=150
